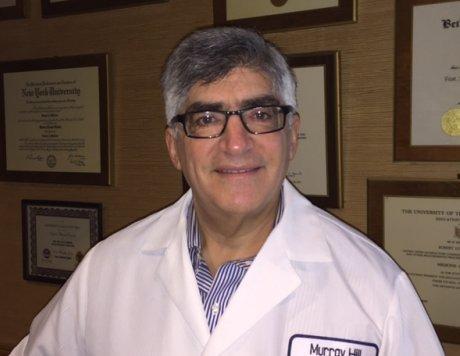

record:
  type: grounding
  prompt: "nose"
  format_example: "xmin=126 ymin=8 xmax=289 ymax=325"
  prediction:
xmin=220 ymin=114 xmax=253 ymax=154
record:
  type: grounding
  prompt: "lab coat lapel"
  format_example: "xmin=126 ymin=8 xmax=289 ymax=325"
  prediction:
xmin=203 ymin=181 xmax=332 ymax=355
xmin=204 ymin=226 xmax=301 ymax=355
xmin=155 ymin=197 xmax=210 ymax=348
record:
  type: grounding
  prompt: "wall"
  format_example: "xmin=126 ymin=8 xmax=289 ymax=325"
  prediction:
xmin=0 ymin=0 xmax=458 ymax=354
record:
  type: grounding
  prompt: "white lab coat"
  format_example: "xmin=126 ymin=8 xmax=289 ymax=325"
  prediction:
xmin=11 ymin=180 xmax=443 ymax=355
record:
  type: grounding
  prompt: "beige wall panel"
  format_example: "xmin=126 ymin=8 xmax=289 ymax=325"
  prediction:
xmin=0 ymin=0 xmax=458 ymax=354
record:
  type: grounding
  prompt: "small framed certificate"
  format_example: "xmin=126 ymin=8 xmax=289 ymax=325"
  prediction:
xmin=368 ymin=179 xmax=460 ymax=343
xmin=287 ymin=52 xmax=342 ymax=208
xmin=0 ymin=0 xmax=24 ymax=20
xmin=213 ymin=0 xmax=356 ymax=32
xmin=22 ymin=200 xmax=103 ymax=283
xmin=395 ymin=0 xmax=460 ymax=161
xmin=0 ymin=53 xmax=111 ymax=185
xmin=41 ymin=0 xmax=168 ymax=17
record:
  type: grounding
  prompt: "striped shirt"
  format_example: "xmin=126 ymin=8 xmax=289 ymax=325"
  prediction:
xmin=186 ymin=192 xmax=284 ymax=332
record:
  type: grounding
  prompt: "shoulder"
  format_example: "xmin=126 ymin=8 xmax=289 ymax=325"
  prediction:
xmin=314 ymin=204 xmax=400 ymax=279
xmin=60 ymin=190 xmax=191 ymax=300
xmin=281 ymin=182 xmax=442 ymax=350
xmin=281 ymin=182 xmax=409 ymax=325
xmin=86 ymin=190 xmax=192 ymax=264
xmin=282 ymin=180 xmax=401 ymax=290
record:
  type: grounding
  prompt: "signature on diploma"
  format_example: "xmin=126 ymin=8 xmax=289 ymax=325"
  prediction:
xmin=287 ymin=171 xmax=303 ymax=184
xmin=68 ymin=154 xmax=86 ymax=167
xmin=25 ymin=153 xmax=44 ymax=162
xmin=287 ymin=171 xmax=303 ymax=179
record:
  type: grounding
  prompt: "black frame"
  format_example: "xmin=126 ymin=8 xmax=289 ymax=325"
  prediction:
xmin=394 ymin=0 xmax=460 ymax=161
xmin=0 ymin=53 xmax=110 ymax=185
xmin=22 ymin=199 xmax=103 ymax=284
xmin=0 ymin=0 xmax=24 ymax=20
xmin=287 ymin=52 xmax=342 ymax=209
xmin=368 ymin=179 xmax=460 ymax=343
xmin=213 ymin=0 xmax=356 ymax=32
xmin=41 ymin=0 xmax=167 ymax=17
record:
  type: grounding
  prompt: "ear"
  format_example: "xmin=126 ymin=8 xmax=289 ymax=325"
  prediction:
xmin=165 ymin=127 xmax=182 ymax=171
xmin=288 ymin=113 xmax=300 ymax=161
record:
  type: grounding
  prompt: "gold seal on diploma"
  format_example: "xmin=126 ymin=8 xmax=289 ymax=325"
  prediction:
xmin=441 ymin=108 xmax=460 ymax=136
xmin=271 ymin=0 xmax=288 ymax=6
xmin=455 ymin=225 xmax=460 ymax=239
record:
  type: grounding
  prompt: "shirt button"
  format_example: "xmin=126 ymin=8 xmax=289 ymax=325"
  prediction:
xmin=211 ymin=302 xmax=220 ymax=315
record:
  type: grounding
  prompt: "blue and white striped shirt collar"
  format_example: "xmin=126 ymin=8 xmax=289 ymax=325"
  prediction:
xmin=186 ymin=188 xmax=284 ymax=271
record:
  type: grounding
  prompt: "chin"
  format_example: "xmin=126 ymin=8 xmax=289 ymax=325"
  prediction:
xmin=213 ymin=193 xmax=272 ymax=216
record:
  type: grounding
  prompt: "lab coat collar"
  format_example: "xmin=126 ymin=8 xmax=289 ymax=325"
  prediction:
xmin=149 ymin=189 xmax=211 ymax=346
xmin=281 ymin=179 xmax=333 ymax=263
xmin=139 ymin=180 xmax=332 ymax=262
xmin=204 ymin=219 xmax=301 ymax=355
xmin=139 ymin=190 xmax=193 ymax=253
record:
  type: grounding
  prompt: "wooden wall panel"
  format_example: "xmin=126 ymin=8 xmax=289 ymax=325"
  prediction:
xmin=0 ymin=0 xmax=458 ymax=353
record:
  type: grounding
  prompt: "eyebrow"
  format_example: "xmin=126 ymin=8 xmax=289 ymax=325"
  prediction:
xmin=185 ymin=101 xmax=224 ymax=113
xmin=185 ymin=95 xmax=281 ymax=113
xmin=239 ymin=95 xmax=281 ymax=109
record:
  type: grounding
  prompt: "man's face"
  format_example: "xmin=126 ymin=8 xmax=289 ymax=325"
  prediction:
xmin=166 ymin=67 xmax=299 ymax=218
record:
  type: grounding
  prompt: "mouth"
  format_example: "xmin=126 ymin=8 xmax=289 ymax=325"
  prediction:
xmin=215 ymin=166 xmax=261 ymax=175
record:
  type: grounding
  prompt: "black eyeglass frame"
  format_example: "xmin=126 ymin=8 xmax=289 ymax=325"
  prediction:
xmin=168 ymin=105 xmax=296 ymax=139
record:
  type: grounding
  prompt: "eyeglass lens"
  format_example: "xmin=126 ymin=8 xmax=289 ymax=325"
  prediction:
xmin=185 ymin=106 xmax=286 ymax=138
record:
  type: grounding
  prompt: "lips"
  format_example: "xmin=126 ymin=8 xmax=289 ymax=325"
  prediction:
xmin=215 ymin=167 xmax=261 ymax=174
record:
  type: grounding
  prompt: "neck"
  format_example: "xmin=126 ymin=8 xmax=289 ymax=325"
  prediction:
xmin=194 ymin=195 xmax=280 ymax=275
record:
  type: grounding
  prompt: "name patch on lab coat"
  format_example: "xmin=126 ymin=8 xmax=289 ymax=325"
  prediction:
xmin=288 ymin=334 xmax=379 ymax=356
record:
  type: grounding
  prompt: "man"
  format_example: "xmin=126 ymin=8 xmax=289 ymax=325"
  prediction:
xmin=12 ymin=27 xmax=443 ymax=355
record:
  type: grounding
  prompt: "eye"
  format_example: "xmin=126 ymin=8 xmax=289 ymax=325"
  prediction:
xmin=255 ymin=110 xmax=271 ymax=120
xmin=191 ymin=112 xmax=218 ymax=127
xmin=250 ymin=107 xmax=276 ymax=121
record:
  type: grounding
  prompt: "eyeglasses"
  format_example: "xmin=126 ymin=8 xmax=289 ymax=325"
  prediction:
xmin=169 ymin=105 xmax=296 ymax=139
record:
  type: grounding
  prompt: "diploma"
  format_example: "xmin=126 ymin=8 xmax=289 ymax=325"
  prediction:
xmin=288 ymin=65 xmax=328 ymax=197
xmin=0 ymin=54 xmax=109 ymax=185
xmin=384 ymin=196 xmax=460 ymax=328
xmin=3 ymin=66 xmax=101 ymax=173
xmin=0 ymin=0 xmax=23 ymax=20
xmin=35 ymin=215 xmax=91 ymax=272
xmin=0 ymin=1 xmax=17 ymax=7
xmin=285 ymin=52 xmax=341 ymax=208
xmin=225 ymin=0 xmax=338 ymax=20
xmin=411 ymin=1 xmax=460 ymax=145
xmin=213 ymin=0 xmax=355 ymax=33
xmin=23 ymin=200 xmax=102 ymax=283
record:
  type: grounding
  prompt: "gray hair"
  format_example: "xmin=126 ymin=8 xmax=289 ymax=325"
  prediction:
xmin=161 ymin=27 xmax=297 ymax=123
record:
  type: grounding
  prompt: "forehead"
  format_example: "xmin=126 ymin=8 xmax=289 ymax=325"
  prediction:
xmin=184 ymin=67 xmax=276 ymax=110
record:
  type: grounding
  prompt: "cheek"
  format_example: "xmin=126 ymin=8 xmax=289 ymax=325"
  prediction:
xmin=262 ymin=140 xmax=290 ymax=171
xmin=181 ymin=143 xmax=214 ymax=175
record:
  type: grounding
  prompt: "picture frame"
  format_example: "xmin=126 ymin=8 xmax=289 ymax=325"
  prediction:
xmin=213 ymin=0 xmax=356 ymax=32
xmin=367 ymin=179 xmax=460 ymax=343
xmin=287 ymin=52 xmax=342 ymax=209
xmin=22 ymin=200 xmax=103 ymax=284
xmin=0 ymin=0 xmax=24 ymax=20
xmin=394 ymin=0 xmax=460 ymax=161
xmin=41 ymin=0 xmax=167 ymax=17
xmin=0 ymin=53 xmax=111 ymax=185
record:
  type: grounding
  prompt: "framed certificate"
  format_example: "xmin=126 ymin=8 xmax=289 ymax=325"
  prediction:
xmin=22 ymin=200 xmax=103 ymax=283
xmin=287 ymin=52 xmax=342 ymax=208
xmin=0 ymin=0 xmax=24 ymax=20
xmin=0 ymin=53 xmax=111 ymax=185
xmin=368 ymin=179 xmax=460 ymax=343
xmin=41 ymin=0 xmax=167 ymax=17
xmin=213 ymin=0 xmax=356 ymax=32
xmin=395 ymin=0 xmax=460 ymax=161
